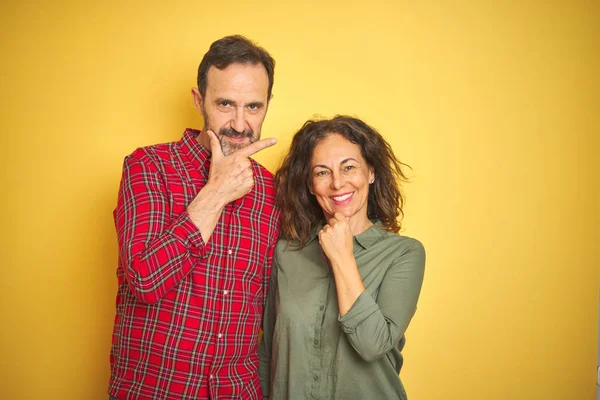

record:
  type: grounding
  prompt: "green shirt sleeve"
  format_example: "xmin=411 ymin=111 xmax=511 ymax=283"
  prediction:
xmin=259 ymin=253 xmax=279 ymax=397
xmin=338 ymin=238 xmax=425 ymax=362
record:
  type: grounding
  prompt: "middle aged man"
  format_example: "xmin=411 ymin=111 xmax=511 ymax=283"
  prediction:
xmin=108 ymin=35 xmax=280 ymax=400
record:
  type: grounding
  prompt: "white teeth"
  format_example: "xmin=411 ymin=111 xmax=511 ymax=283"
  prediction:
xmin=332 ymin=193 xmax=352 ymax=202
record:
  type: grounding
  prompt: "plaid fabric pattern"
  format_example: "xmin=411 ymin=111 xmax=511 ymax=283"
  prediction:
xmin=109 ymin=129 xmax=280 ymax=399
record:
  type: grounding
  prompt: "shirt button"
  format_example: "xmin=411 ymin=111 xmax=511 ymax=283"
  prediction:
xmin=209 ymin=374 xmax=214 ymax=379
xmin=217 ymin=333 xmax=223 ymax=339
xmin=223 ymin=290 xmax=229 ymax=295
xmin=319 ymin=305 xmax=324 ymax=310
xmin=313 ymin=375 xmax=319 ymax=381
xmin=314 ymin=339 xmax=319 ymax=346
xmin=228 ymin=249 xmax=233 ymax=255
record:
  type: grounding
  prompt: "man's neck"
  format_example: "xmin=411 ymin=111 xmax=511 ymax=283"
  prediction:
xmin=196 ymin=129 xmax=210 ymax=150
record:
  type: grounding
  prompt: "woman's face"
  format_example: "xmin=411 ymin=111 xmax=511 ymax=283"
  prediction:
xmin=310 ymin=134 xmax=374 ymax=232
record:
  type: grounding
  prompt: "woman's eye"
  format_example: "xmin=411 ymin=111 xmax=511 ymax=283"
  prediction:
xmin=344 ymin=165 xmax=356 ymax=172
xmin=316 ymin=170 xmax=329 ymax=177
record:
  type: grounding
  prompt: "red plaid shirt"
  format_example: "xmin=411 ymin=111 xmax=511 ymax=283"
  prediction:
xmin=109 ymin=129 xmax=280 ymax=400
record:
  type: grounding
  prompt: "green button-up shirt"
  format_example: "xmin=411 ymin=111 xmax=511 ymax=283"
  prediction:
xmin=259 ymin=221 xmax=425 ymax=399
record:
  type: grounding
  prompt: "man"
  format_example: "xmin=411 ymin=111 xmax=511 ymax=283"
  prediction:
xmin=108 ymin=35 xmax=280 ymax=400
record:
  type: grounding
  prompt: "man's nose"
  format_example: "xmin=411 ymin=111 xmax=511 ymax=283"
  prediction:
xmin=231 ymin=108 xmax=246 ymax=133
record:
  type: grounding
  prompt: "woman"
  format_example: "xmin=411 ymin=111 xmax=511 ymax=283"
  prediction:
xmin=259 ymin=115 xmax=425 ymax=399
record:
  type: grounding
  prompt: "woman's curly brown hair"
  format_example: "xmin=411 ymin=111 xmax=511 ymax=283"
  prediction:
xmin=275 ymin=115 xmax=410 ymax=247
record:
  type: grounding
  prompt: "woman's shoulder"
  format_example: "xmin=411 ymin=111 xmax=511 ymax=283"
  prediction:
xmin=370 ymin=230 xmax=426 ymax=277
xmin=274 ymin=237 xmax=316 ymax=258
xmin=375 ymin=227 xmax=425 ymax=256
xmin=275 ymin=237 xmax=298 ymax=251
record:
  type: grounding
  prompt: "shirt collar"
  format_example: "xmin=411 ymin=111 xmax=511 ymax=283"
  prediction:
xmin=180 ymin=128 xmax=210 ymax=172
xmin=307 ymin=220 xmax=386 ymax=249
xmin=354 ymin=220 xmax=386 ymax=249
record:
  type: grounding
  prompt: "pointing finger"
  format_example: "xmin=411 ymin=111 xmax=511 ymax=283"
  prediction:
xmin=238 ymin=137 xmax=277 ymax=158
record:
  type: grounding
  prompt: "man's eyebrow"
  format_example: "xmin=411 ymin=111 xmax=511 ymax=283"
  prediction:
xmin=214 ymin=97 xmax=237 ymax=106
xmin=213 ymin=98 xmax=266 ymax=108
xmin=247 ymin=101 xmax=265 ymax=107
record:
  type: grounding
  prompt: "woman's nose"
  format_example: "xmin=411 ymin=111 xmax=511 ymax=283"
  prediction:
xmin=330 ymin=174 xmax=344 ymax=190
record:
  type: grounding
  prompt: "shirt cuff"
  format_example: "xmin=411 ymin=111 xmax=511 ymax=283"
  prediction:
xmin=168 ymin=212 xmax=208 ymax=257
xmin=338 ymin=290 xmax=379 ymax=333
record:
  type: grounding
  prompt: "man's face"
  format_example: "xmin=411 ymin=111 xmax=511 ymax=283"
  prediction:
xmin=193 ymin=63 xmax=270 ymax=156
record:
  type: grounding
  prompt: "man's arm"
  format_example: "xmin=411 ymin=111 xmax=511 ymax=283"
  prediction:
xmin=186 ymin=130 xmax=277 ymax=242
xmin=115 ymin=154 xmax=212 ymax=304
xmin=116 ymin=131 xmax=277 ymax=304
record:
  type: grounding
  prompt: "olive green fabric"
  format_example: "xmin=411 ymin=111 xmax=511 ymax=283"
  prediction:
xmin=259 ymin=221 xmax=425 ymax=399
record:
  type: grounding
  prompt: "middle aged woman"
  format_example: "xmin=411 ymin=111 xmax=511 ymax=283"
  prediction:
xmin=259 ymin=115 xmax=426 ymax=399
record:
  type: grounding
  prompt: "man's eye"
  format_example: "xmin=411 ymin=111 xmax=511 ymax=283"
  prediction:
xmin=248 ymin=104 xmax=260 ymax=111
xmin=219 ymin=101 xmax=231 ymax=107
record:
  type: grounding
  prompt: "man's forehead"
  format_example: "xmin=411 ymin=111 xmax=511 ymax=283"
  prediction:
xmin=205 ymin=63 xmax=269 ymax=97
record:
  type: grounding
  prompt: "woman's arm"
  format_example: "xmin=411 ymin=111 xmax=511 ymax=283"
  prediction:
xmin=319 ymin=213 xmax=425 ymax=362
xmin=259 ymin=255 xmax=279 ymax=398
xmin=338 ymin=239 xmax=425 ymax=362
xmin=318 ymin=213 xmax=366 ymax=316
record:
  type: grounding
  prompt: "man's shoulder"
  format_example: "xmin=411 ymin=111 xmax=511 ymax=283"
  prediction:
xmin=250 ymin=159 xmax=274 ymax=177
xmin=250 ymin=159 xmax=276 ymax=188
xmin=125 ymin=139 xmax=181 ymax=169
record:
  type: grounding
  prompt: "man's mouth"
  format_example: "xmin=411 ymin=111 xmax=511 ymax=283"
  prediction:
xmin=220 ymin=127 xmax=253 ymax=140
xmin=224 ymin=135 xmax=249 ymax=143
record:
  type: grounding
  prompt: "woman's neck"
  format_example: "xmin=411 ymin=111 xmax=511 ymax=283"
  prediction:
xmin=349 ymin=217 xmax=373 ymax=236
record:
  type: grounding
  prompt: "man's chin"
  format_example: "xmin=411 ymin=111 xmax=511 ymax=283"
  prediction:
xmin=221 ymin=136 xmax=260 ymax=155
xmin=221 ymin=139 xmax=248 ymax=156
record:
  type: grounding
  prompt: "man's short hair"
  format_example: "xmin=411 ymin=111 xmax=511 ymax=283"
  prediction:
xmin=197 ymin=35 xmax=275 ymax=100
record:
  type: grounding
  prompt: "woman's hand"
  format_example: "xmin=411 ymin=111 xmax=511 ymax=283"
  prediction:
xmin=318 ymin=213 xmax=365 ymax=316
xmin=318 ymin=213 xmax=354 ymax=267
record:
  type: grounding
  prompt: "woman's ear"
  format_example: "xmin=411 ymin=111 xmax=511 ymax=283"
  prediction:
xmin=369 ymin=168 xmax=375 ymax=184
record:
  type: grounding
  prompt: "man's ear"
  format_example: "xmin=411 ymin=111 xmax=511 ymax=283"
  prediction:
xmin=263 ymin=92 xmax=274 ymax=113
xmin=191 ymin=87 xmax=204 ymax=113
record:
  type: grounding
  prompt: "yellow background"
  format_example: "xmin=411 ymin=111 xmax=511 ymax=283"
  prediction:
xmin=1 ymin=1 xmax=598 ymax=399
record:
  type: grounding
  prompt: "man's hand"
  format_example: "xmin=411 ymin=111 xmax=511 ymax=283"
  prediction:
xmin=205 ymin=129 xmax=276 ymax=204
xmin=186 ymin=130 xmax=276 ymax=243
